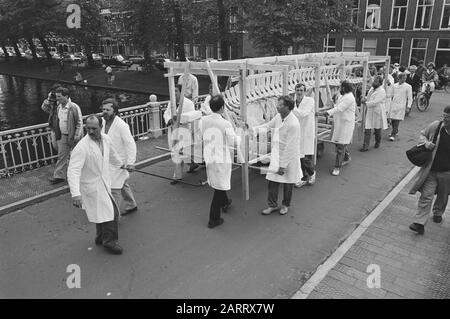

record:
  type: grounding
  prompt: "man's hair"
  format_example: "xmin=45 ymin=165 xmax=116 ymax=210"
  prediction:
xmin=340 ymin=81 xmax=353 ymax=94
xmin=55 ymin=87 xmax=69 ymax=97
xmin=175 ymin=84 xmax=183 ymax=92
xmin=102 ymin=98 xmax=120 ymax=115
xmin=373 ymin=75 xmax=384 ymax=84
xmin=444 ymin=105 xmax=450 ymax=114
xmin=399 ymin=66 xmax=406 ymax=72
xmin=50 ymin=83 xmax=61 ymax=92
xmin=86 ymin=114 xmax=103 ymax=127
xmin=295 ymin=83 xmax=306 ymax=91
xmin=278 ymin=95 xmax=295 ymax=111
xmin=397 ymin=72 xmax=407 ymax=80
xmin=209 ymin=95 xmax=225 ymax=113
xmin=427 ymin=62 xmax=435 ymax=68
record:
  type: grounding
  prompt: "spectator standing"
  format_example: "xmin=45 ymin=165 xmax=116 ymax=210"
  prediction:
xmin=409 ymin=106 xmax=450 ymax=234
xmin=48 ymin=87 xmax=83 ymax=184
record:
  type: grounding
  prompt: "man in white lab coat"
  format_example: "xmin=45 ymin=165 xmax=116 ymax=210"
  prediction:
xmin=101 ymin=98 xmax=138 ymax=216
xmin=164 ymin=84 xmax=199 ymax=184
xmin=292 ymin=83 xmax=316 ymax=188
xmin=254 ymin=96 xmax=302 ymax=216
xmin=318 ymin=81 xmax=356 ymax=176
xmin=68 ymin=115 xmax=127 ymax=255
xmin=200 ymin=95 xmax=240 ymax=228
xmin=387 ymin=73 xmax=413 ymax=141
xmin=178 ymin=73 xmax=199 ymax=103
xmin=360 ymin=75 xmax=388 ymax=152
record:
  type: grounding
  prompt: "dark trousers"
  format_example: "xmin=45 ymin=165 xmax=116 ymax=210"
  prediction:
xmin=209 ymin=189 xmax=228 ymax=222
xmin=390 ymin=120 xmax=400 ymax=136
xmin=301 ymin=155 xmax=315 ymax=180
xmin=363 ymin=129 xmax=381 ymax=147
xmin=335 ymin=144 xmax=350 ymax=168
xmin=96 ymin=196 xmax=119 ymax=246
xmin=268 ymin=181 xmax=294 ymax=208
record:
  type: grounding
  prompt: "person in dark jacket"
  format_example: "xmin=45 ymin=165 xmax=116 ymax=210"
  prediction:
xmin=406 ymin=65 xmax=421 ymax=98
xmin=409 ymin=106 xmax=450 ymax=234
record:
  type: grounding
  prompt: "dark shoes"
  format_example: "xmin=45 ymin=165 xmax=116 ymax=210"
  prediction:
xmin=187 ymin=163 xmax=200 ymax=173
xmin=95 ymin=236 xmax=102 ymax=246
xmin=433 ymin=215 xmax=443 ymax=223
xmin=374 ymin=142 xmax=380 ymax=149
xmin=222 ymin=199 xmax=232 ymax=213
xmin=170 ymin=179 xmax=181 ymax=185
xmin=122 ymin=206 xmax=138 ymax=216
xmin=49 ymin=177 xmax=65 ymax=185
xmin=359 ymin=147 xmax=369 ymax=152
xmin=409 ymin=223 xmax=425 ymax=235
xmin=208 ymin=218 xmax=224 ymax=229
xmin=103 ymin=242 xmax=123 ymax=255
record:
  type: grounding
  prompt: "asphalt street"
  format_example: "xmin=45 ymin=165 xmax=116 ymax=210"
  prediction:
xmin=0 ymin=92 xmax=448 ymax=299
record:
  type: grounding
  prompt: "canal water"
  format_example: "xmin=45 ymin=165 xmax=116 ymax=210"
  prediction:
xmin=0 ymin=74 xmax=155 ymax=131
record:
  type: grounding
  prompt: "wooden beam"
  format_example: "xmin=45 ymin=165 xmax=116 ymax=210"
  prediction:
xmin=239 ymin=67 xmax=250 ymax=201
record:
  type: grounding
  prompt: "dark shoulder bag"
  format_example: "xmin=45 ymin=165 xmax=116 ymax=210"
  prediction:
xmin=406 ymin=122 xmax=443 ymax=167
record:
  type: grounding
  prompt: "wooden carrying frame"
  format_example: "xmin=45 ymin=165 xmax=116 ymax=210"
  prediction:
xmin=164 ymin=52 xmax=390 ymax=200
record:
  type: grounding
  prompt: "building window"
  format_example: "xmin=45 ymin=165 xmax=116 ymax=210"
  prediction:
xmin=363 ymin=38 xmax=377 ymax=56
xmin=435 ymin=38 xmax=450 ymax=67
xmin=342 ymin=37 xmax=356 ymax=52
xmin=184 ymin=44 xmax=191 ymax=57
xmin=229 ymin=7 xmax=238 ymax=32
xmin=323 ymin=35 xmax=336 ymax=52
xmin=391 ymin=0 xmax=408 ymax=29
xmin=410 ymin=38 xmax=428 ymax=65
xmin=387 ymin=38 xmax=403 ymax=64
xmin=352 ymin=0 xmax=359 ymax=25
xmin=442 ymin=0 xmax=450 ymax=29
xmin=365 ymin=0 xmax=381 ymax=30
xmin=206 ymin=45 xmax=215 ymax=59
xmin=415 ymin=0 xmax=434 ymax=29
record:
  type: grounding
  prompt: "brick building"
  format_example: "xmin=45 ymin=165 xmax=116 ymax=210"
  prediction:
xmin=324 ymin=0 xmax=450 ymax=67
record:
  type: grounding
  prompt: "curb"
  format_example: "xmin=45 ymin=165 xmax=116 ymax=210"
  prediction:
xmin=0 ymin=152 xmax=171 ymax=217
xmin=291 ymin=166 xmax=420 ymax=299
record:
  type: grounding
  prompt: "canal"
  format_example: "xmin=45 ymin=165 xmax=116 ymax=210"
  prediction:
xmin=0 ymin=74 xmax=154 ymax=131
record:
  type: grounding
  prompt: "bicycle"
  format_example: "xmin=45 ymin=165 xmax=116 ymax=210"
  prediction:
xmin=416 ymin=83 xmax=432 ymax=112
xmin=436 ymin=75 xmax=450 ymax=93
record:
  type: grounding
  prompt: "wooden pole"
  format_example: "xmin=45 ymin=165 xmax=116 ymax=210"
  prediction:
xmin=361 ymin=59 xmax=369 ymax=136
xmin=313 ymin=64 xmax=321 ymax=166
xmin=239 ymin=67 xmax=249 ymax=201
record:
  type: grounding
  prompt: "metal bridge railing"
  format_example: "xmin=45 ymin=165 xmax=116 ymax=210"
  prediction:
xmin=0 ymin=95 xmax=207 ymax=178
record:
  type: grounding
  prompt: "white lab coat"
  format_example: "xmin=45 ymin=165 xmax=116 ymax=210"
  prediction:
xmin=164 ymin=98 xmax=196 ymax=159
xmin=388 ymin=83 xmax=413 ymax=121
xmin=68 ymin=134 xmax=123 ymax=224
xmin=178 ymin=74 xmax=199 ymax=101
xmin=200 ymin=95 xmax=212 ymax=115
xmin=200 ymin=113 xmax=240 ymax=191
xmin=293 ymin=95 xmax=315 ymax=156
xmin=255 ymin=112 xmax=302 ymax=184
xmin=327 ymin=93 xmax=356 ymax=145
xmin=101 ymin=116 xmax=137 ymax=189
xmin=384 ymin=74 xmax=395 ymax=116
xmin=364 ymin=87 xmax=388 ymax=130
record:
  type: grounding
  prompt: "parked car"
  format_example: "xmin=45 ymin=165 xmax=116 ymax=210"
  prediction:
xmin=127 ymin=55 xmax=145 ymax=65
xmin=92 ymin=53 xmax=103 ymax=62
xmin=62 ymin=53 xmax=82 ymax=63
xmin=102 ymin=54 xmax=132 ymax=67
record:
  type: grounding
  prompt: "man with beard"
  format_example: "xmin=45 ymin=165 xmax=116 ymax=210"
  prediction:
xmin=68 ymin=115 xmax=127 ymax=255
xmin=101 ymin=98 xmax=138 ymax=216
xmin=360 ymin=75 xmax=388 ymax=152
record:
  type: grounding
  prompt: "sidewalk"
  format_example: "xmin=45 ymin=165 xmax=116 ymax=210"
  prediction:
xmin=303 ymin=174 xmax=450 ymax=299
xmin=0 ymin=136 xmax=170 ymax=215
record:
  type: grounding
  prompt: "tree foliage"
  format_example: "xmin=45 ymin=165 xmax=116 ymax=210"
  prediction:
xmin=238 ymin=0 xmax=358 ymax=55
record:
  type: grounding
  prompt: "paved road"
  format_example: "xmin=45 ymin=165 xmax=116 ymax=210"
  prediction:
xmin=1 ymin=92 xmax=448 ymax=298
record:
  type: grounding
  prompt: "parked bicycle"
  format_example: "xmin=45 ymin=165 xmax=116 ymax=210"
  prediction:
xmin=436 ymin=75 xmax=450 ymax=93
xmin=416 ymin=82 xmax=432 ymax=112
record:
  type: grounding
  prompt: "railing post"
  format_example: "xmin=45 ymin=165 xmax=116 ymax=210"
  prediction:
xmin=148 ymin=95 xmax=162 ymax=138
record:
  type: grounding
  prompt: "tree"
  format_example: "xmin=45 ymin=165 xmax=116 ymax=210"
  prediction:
xmin=238 ymin=0 xmax=357 ymax=55
xmin=63 ymin=0 xmax=106 ymax=66
xmin=125 ymin=0 xmax=169 ymax=66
